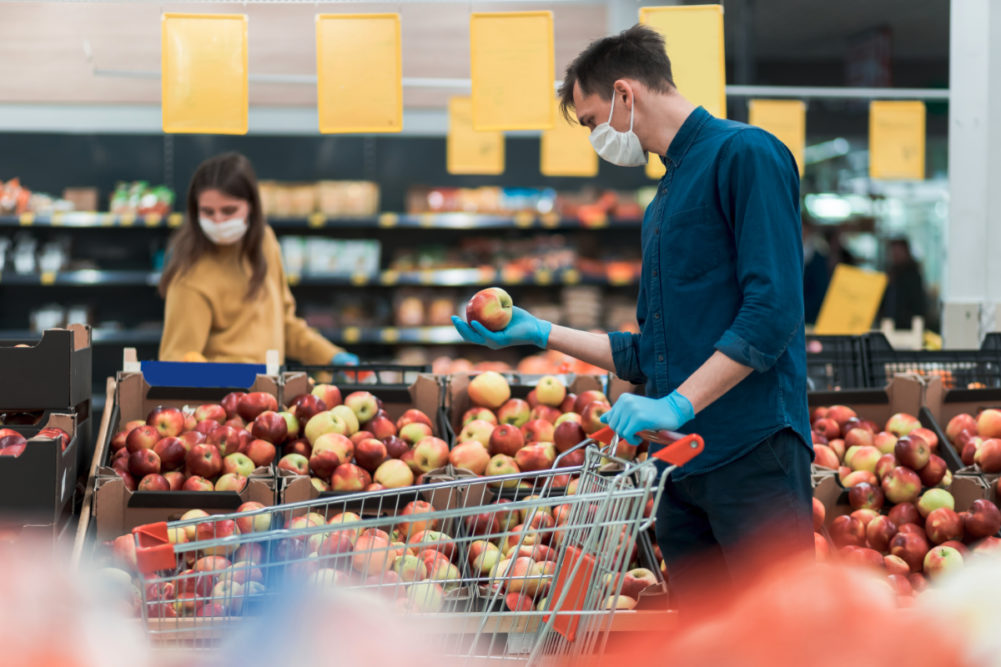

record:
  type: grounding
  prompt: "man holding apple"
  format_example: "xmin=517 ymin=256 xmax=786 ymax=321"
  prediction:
xmin=452 ymin=25 xmax=812 ymax=610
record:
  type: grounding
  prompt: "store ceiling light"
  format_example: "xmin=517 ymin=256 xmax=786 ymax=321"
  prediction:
xmin=804 ymin=194 xmax=853 ymax=222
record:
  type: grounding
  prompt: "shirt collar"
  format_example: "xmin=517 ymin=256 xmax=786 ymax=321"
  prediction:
xmin=661 ymin=106 xmax=711 ymax=168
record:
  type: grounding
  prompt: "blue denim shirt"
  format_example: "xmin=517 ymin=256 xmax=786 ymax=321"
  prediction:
xmin=608 ymin=107 xmax=812 ymax=478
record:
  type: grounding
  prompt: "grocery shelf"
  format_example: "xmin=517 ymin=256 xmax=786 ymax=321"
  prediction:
xmin=0 ymin=328 xmax=162 ymax=345
xmin=0 ymin=212 xmax=643 ymax=231
xmin=0 ymin=268 xmax=638 ymax=288
xmin=320 ymin=326 xmax=462 ymax=345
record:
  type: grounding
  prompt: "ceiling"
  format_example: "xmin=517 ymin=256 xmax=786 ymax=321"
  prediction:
xmin=0 ymin=0 xmax=950 ymax=108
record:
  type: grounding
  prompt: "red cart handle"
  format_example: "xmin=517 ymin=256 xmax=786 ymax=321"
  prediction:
xmin=590 ymin=426 xmax=704 ymax=467
xmin=133 ymin=522 xmax=175 ymax=576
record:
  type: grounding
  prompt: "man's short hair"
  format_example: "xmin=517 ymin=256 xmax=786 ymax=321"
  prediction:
xmin=558 ymin=24 xmax=675 ymax=122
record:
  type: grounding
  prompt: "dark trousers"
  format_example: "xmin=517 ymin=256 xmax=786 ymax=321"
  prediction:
xmin=654 ymin=428 xmax=814 ymax=613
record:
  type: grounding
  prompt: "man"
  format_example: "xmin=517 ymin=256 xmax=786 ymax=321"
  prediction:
xmin=452 ymin=24 xmax=812 ymax=609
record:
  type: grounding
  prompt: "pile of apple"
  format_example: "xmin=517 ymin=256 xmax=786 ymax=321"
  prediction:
xmin=810 ymin=405 xmax=1001 ymax=601
xmin=461 ymin=497 xmax=655 ymax=612
xmin=107 ymin=392 xmax=287 ymax=493
xmin=448 ymin=371 xmax=611 ymax=486
xmin=103 ymin=501 xmax=275 ymax=618
xmin=0 ymin=425 xmax=70 ymax=457
xmin=944 ymin=408 xmax=1001 ymax=476
xmin=281 ymin=384 xmax=443 ymax=494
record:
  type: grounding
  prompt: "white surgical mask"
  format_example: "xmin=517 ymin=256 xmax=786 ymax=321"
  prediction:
xmin=589 ymin=93 xmax=648 ymax=167
xmin=199 ymin=216 xmax=248 ymax=245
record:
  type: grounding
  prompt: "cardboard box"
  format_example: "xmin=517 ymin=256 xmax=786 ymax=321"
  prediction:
xmin=924 ymin=379 xmax=1001 ymax=430
xmin=92 ymin=370 xmax=283 ymax=540
xmin=0 ymin=411 xmax=80 ymax=525
xmin=0 ymin=324 xmax=92 ymax=411
xmin=808 ymin=374 xmax=930 ymax=427
xmin=280 ymin=373 xmax=446 ymax=505
xmin=446 ymin=373 xmax=605 ymax=441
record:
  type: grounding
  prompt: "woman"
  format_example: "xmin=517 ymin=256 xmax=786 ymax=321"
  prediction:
xmin=158 ymin=152 xmax=357 ymax=366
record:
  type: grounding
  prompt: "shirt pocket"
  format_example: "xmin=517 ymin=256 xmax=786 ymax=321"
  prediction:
xmin=661 ymin=204 xmax=731 ymax=281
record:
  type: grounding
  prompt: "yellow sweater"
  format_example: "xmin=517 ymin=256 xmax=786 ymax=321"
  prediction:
xmin=159 ymin=225 xmax=342 ymax=365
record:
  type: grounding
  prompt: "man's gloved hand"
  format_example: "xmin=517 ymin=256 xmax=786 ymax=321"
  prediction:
xmin=451 ymin=307 xmax=552 ymax=350
xmin=331 ymin=352 xmax=359 ymax=366
xmin=599 ymin=391 xmax=695 ymax=446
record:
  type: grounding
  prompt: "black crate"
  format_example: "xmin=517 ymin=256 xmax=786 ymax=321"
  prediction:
xmin=283 ymin=363 xmax=432 ymax=389
xmin=805 ymin=335 xmax=867 ymax=391
xmin=0 ymin=325 xmax=92 ymax=411
xmin=862 ymin=332 xmax=1001 ymax=390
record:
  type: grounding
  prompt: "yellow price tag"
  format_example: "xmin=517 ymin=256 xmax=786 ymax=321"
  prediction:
xmin=419 ymin=214 xmax=436 ymax=228
xmin=18 ymin=213 xmax=34 ymax=226
xmin=144 ymin=214 xmax=162 ymax=228
xmin=470 ymin=12 xmax=555 ymax=131
xmin=748 ymin=99 xmax=806 ymax=176
xmin=563 ymin=268 xmax=580 ymax=285
xmin=120 ymin=214 xmax=136 ymax=227
xmin=342 ymin=327 xmax=361 ymax=344
xmin=351 ymin=273 xmax=369 ymax=286
xmin=167 ymin=212 xmax=184 ymax=228
xmin=287 ymin=274 xmax=301 ymax=286
xmin=534 ymin=269 xmax=552 ymax=285
xmin=162 ymin=14 xmax=248 ymax=135
xmin=316 ymin=14 xmax=402 ymax=134
xmin=540 ymin=212 xmax=560 ymax=228
xmin=378 ymin=212 xmax=399 ymax=228
xmin=447 ymin=97 xmax=505 ymax=175
xmin=869 ymin=101 xmax=926 ymax=181
xmin=50 ymin=212 xmax=65 ymax=226
xmin=417 ymin=328 xmax=432 ymax=343
xmin=40 ymin=272 xmax=56 ymax=285
xmin=640 ymin=5 xmax=727 ymax=118
xmin=99 ymin=213 xmax=114 ymax=227
xmin=419 ymin=270 xmax=436 ymax=285
xmin=380 ymin=328 xmax=400 ymax=343
xmin=514 ymin=212 xmax=535 ymax=228
xmin=380 ymin=270 xmax=399 ymax=286
xmin=308 ymin=213 xmax=326 ymax=228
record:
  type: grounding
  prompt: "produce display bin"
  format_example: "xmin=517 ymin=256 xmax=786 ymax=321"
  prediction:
xmin=805 ymin=334 xmax=867 ymax=391
xmin=0 ymin=324 xmax=92 ymax=411
xmin=862 ymin=332 xmax=1001 ymax=391
xmin=91 ymin=364 xmax=284 ymax=540
xmin=280 ymin=367 xmax=447 ymax=504
xmin=0 ymin=411 xmax=81 ymax=528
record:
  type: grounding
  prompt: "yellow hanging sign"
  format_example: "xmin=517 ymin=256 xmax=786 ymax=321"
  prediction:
xmin=447 ymin=97 xmax=505 ymax=175
xmin=540 ymin=116 xmax=598 ymax=177
xmin=869 ymin=101 xmax=926 ymax=180
xmin=748 ymin=99 xmax=806 ymax=176
xmin=470 ymin=12 xmax=555 ymax=131
xmin=640 ymin=5 xmax=727 ymax=118
xmin=316 ymin=14 xmax=402 ymax=134
xmin=161 ymin=13 xmax=248 ymax=134
xmin=814 ymin=264 xmax=888 ymax=335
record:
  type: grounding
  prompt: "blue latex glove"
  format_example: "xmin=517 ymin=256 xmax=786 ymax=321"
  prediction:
xmin=331 ymin=352 xmax=359 ymax=366
xmin=451 ymin=306 xmax=552 ymax=350
xmin=599 ymin=391 xmax=695 ymax=446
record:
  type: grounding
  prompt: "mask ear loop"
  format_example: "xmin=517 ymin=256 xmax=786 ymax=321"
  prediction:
xmin=606 ymin=92 xmax=616 ymax=124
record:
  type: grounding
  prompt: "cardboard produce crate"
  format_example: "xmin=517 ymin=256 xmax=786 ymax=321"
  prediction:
xmin=0 ymin=324 xmax=92 ymax=411
xmin=0 ymin=411 xmax=81 ymax=529
xmin=280 ymin=371 xmax=447 ymax=505
xmin=92 ymin=365 xmax=283 ymax=541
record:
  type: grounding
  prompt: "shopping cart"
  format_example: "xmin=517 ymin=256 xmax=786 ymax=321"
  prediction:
xmin=130 ymin=428 xmax=702 ymax=663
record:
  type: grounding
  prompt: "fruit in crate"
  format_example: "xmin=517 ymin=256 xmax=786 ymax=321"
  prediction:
xmin=465 ymin=287 xmax=514 ymax=332
xmin=237 ymin=392 xmax=279 ymax=422
xmin=449 ymin=441 xmax=490 ymax=474
xmin=468 ymin=372 xmax=511 ymax=409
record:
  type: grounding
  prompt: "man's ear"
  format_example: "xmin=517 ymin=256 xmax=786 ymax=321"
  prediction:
xmin=613 ymin=79 xmax=635 ymax=110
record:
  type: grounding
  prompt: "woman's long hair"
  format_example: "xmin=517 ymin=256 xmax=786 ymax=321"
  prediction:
xmin=158 ymin=153 xmax=267 ymax=301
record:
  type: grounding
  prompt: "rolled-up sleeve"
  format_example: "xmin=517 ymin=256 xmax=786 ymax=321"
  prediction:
xmin=714 ymin=129 xmax=804 ymax=373
xmin=609 ymin=275 xmax=648 ymax=384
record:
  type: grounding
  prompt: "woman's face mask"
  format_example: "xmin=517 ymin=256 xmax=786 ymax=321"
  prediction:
xmin=197 ymin=189 xmax=251 ymax=245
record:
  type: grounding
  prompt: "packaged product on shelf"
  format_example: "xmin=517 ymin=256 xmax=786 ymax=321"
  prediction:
xmin=0 ymin=179 xmax=31 ymax=214
xmin=109 ymin=182 xmax=174 ymax=216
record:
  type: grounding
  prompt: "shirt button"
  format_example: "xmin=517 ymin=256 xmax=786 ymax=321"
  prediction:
xmin=653 ymin=270 xmax=658 ymax=277
xmin=654 ymin=312 xmax=661 ymax=319
xmin=654 ymin=228 xmax=659 ymax=235
xmin=658 ymin=354 xmax=664 ymax=362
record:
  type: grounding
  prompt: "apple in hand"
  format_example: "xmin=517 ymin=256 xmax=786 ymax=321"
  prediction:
xmin=465 ymin=287 xmax=514 ymax=331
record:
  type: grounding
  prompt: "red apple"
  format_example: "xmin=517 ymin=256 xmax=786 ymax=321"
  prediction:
xmin=129 ymin=449 xmax=161 ymax=477
xmin=844 ymin=428 xmax=875 ymax=450
xmin=848 ymin=483 xmax=884 ymax=511
xmin=185 ymin=443 xmax=222 ymax=478
xmin=580 ymin=401 xmax=611 ymax=434
xmin=220 ymin=392 xmax=246 ymax=419
xmin=813 ymin=418 xmax=840 ymax=441
xmin=829 ymin=515 xmax=865 ymax=548
xmin=812 ymin=498 xmax=825 ymax=531
xmin=364 ymin=413 xmax=398 ymax=441
xmin=866 ymin=515 xmax=898 ymax=552
xmin=215 ymin=473 xmax=248 ymax=492
xmin=560 ymin=393 xmax=577 ymax=414
xmin=345 ymin=391 xmax=379 ymax=424
xmin=894 ymin=436 xmax=930 ymax=471
xmin=521 ymin=419 xmax=555 ymax=445
xmin=383 ymin=436 xmax=410 ymax=460
xmin=153 ymin=437 xmax=186 ymax=471
xmin=925 ymin=508 xmax=963 ymax=545
xmin=146 ymin=406 xmax=186 ymax=439
xmin=138 ymin=473 xmax=170 ymax=492
xmin=125 ymin=425 xmax=160 ymax=453
xmin=488 ymin=424 xmax=524 ymax=457
xmin=245 ymin=439 xmax=276 ymax=468
xmin=889 ymin=531 xmax=930 ymax=572
xmin=462 ymin=407 xmax=497 ymax=427
xmin=311 ymin=384 xmax=342 ymax=410
xmin=881 ymin=466 xmax=922 ymax=504
xmin=251 ymin=411 xmax=288 ymax=445
xmin=163 ymin=471 xmax=185 ymax=491
xmin=292 ymin=394 xmax=328 ymax=423
xmin=182 ymin=475 xmax=214 ymax=491
xmin=515 ymin=442 xmax=556 ymax=472
xmin=813 ymin=444 xmax=839 ymax=470
xmin=237 ymin=392 xmax=278 ymax=423
xmin=977 ymin=408 xmax=1001 ymax=439
xmin=193 ymin=420 xmax=219 ymax=436
xmin=207 ymin=426 xmax=244 ymax=457
xmin=888 ymin=503 xmax=920 ymax=527
xmin=277 ymin=453 xmax=309 ymax=476
xmin=883 ymin=554 xmax=910 ymax=576
xmin=284 ymin=438 xmax=311 ymax=459
xmin=330 ymin=463 xmax=372 ymax=492
xmin=850 ymin=509 xmax=879 ymax=527
xmin=355 ymin=438 xmax=389 ymax=473
xmin=449 ymin=441 xmax=490 ymax=475
xmin=574 ymin=391 xmax=609 ymax=415
xmin=873 ymin=431 xmax=898 ymax=455
xmin=194 ymin=403 xmax=227 ymax=424
xmin=910 ymin=427 xmax=939 ymax=451
xmin=964 ymin=499 xmax=1001 ymax=539
xmin=975 ymin=438 xmax=1001 ymax=473
xmin=529 ymin=405 xmax=562 ymax=425
xmin=465 ymin=287 xmax=513 ymax=331
xmin=918 ymin=455 xmax=947 ymax=487
xmin=875 ymin=453 xmax=897 ymax=481
xmin=413 ymin=437 xmax=450 ymax=472
xmin=497 ymin=399 xmax=532 ymax=427
xmin=946 ymin=413 xmax=977 ymax=444
xmin=179 ymin=431 xmax=206 ymax=451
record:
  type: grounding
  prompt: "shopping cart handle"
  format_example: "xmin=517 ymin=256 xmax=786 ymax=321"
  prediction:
xmin=133 ymin=522 xmax=175 ymax=576
xmin=652 ymin=433 xmax=704 ymax=467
